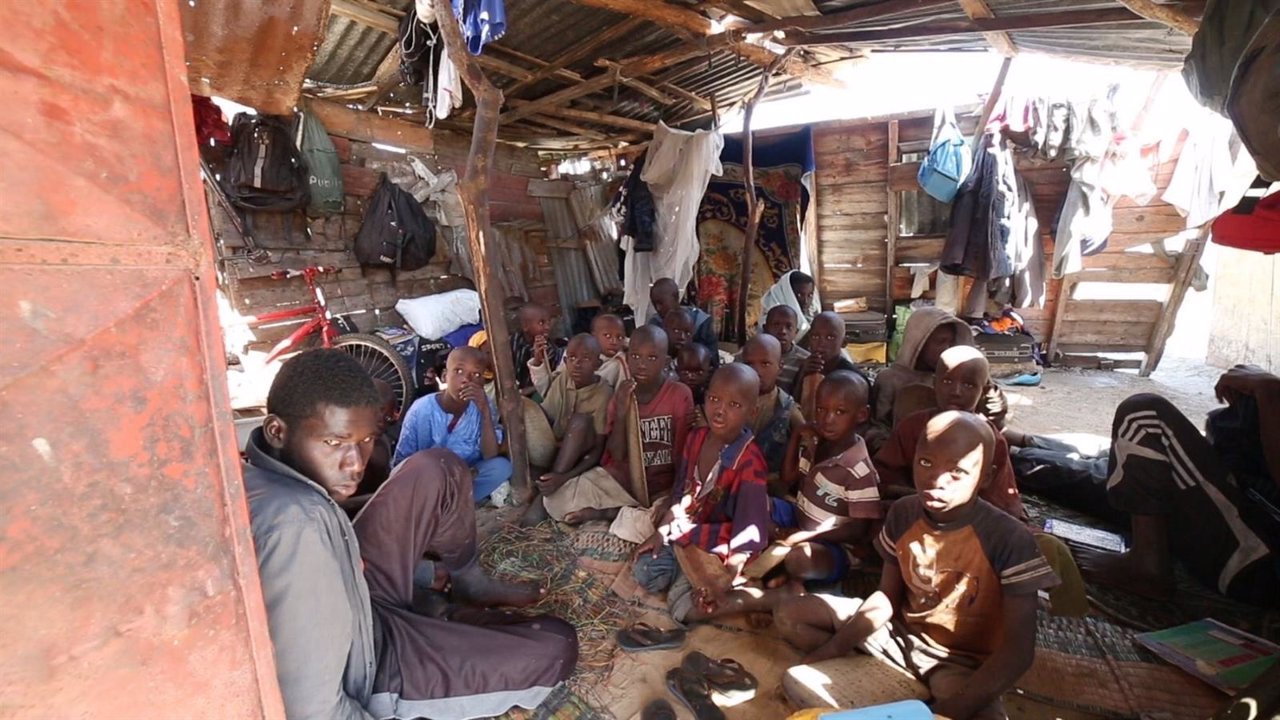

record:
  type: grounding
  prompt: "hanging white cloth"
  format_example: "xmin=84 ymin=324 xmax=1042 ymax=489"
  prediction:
xmin=1163 ymin=110 xmax=1258 ymax=229
xmin=623 ymin=122 xmax=724 ymax=321
xmin=759 ymin=269 xmax=821 ymax=337
xmin=435 ymin=53 xmax=463 ymax=121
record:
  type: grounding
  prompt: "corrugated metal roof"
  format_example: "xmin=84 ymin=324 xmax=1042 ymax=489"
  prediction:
xmin=276 ymin=0 xmax=1196 ymax=141
xmin=182 ymin=0 xmax=332 ymax=114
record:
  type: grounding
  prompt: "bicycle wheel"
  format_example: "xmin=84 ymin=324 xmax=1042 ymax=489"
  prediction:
xmin=333 ymin=333 xmax=414 ymax=416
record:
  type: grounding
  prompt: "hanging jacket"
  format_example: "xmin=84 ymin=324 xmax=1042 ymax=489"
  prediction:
xmin=942 ymin=138 xmax=997 ymax=278
xmin=451 ymin=0 xmax=506 ymax=54
xmin=617 ymin=151 xmax=657 ymax=252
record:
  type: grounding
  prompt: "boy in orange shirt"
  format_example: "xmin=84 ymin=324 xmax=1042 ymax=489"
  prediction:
xmin=777 ymin=411 xmax=1058 ymax=720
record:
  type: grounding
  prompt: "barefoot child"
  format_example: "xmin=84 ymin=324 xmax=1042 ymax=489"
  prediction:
xmin=536 ymin=326 xmax=694 ymax=526
xmin=686 ymin=371 xmax=881 ymax=623
xmin=523 ymin=334 xmax=613 ymax=520
xmin=776 ymin=411 xmax=1058 ymax=720
xmin=875 ymin=346 xmax=1025 ymax=520
xmin=511 ymin=302 xmax=561 ymax=393
xmin=739 ymin=334 xmax=803 ymax=484
xmin=632 ymin=364 xmax=771 ymax=622
xmin=763 ymin=304 xmax=811 ymax=394
xmin=774 ymin=371 xmax=882 ymax=582
xmin=394 ymin=347 xmax=512 ymax=503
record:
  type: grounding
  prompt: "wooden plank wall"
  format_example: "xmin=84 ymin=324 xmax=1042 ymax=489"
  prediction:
xmin=212 ymin=132 xmax=546 ymax=347
xmin=1208 ymin=248 xmax=1280 ymax=373
xmin=812 ymin=108 xmax=1191 ymax=362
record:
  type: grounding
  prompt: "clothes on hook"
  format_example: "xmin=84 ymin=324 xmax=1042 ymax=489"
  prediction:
xmin=452 ymin=0 xmax=506 ymax=55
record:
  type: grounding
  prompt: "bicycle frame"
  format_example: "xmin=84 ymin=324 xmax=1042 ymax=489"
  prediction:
xmin=237 ymin=266 xmax=341 ymax=363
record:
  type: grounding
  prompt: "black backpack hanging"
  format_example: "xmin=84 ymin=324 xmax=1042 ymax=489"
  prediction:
xmin=355 ymin=174 xmax=437 ymax=272
xmin=222 ymin=113 xmax=310 ymax=212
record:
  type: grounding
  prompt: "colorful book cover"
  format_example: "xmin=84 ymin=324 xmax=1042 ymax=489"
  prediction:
xmin=1136 ymin=619 xmax=1280 ymax=694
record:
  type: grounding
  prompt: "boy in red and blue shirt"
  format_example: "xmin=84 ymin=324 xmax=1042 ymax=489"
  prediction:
xmin=633 ymin=364 xmax=770 ymax=622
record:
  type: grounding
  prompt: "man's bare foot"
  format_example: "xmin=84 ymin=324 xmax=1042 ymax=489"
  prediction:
xmin=451 ymin=565 xmax=544 ymax=608
xmin=519 ymin=497 xmax=549 ymax=527
xmin=1076 ymin=547 xmax=1175 ymax=600
xmin=563 ymin=507 xmax=618 ymax=525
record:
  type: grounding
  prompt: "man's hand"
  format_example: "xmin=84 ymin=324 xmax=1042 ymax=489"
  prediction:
xmin=536 ymin=471 xmax=569 ymax=495
xmin=634 ymin=530 xmax=664 ymax=559
xmin=1215 ymin=364 xmax=1280 ymax=405
xmin=801 ymin=353 xmax=825 ymax=378
xmin=531 ymin=334 xmax=549 ymax=367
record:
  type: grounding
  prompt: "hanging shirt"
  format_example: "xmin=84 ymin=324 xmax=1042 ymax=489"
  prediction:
xmin=451 ymin=0 xmax=506 ymax=55
xmin=623 ymin=123 xmax=724 ymax=321
xmin=435 ymin=53 xmax=462 ymax=120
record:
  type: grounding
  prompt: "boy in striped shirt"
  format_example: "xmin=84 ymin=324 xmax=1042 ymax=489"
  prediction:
xmin=777 ymin=411 xmax=1058 ymax=720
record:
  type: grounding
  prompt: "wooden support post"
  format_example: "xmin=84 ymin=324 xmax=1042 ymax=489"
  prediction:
xmin=735 ymin=50 xmax=794 ymax=342
xmin=432 ymin=0 xmax=529 ymax=493
xmin=885 ymin=119 xmax=900 ymax=315
xmin=972 ymin=55 xmax=1013 ymax=153
xmin=1047 ymin=275 xmax=1076 ymax=364
xmin=1141 ymin=225 xmax=1211 ymax=376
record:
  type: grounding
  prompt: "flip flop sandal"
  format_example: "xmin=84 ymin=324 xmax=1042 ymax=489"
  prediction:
xmin=640 ymin=698 xmax=677 ymax=720
xmin=616 ymin=622 xmax=687 ymax=652
xmin=682 ymin=652 xmax=758 ymax=701
xmin=665 ymin=667 xmax=725 ymax=720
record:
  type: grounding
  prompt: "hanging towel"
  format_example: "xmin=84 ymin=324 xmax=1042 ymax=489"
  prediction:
xmin=435 ymin=52 xmax=462 ymax=120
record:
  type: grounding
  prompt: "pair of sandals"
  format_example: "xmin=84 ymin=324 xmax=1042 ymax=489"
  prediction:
xmin=640 ymin=651 xmax=759 ymax=720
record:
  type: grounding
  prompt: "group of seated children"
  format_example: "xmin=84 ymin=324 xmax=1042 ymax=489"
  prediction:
xmin=384 ymin=277 xmax=1061 ymax=718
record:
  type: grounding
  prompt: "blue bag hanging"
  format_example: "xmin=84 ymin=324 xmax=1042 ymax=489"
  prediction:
xmin=917 ymin=106 xmax=971 ymax=204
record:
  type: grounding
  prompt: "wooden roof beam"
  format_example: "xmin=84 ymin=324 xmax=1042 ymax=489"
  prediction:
xmin=330 ymin=0 xmax=400 ymax=34
xmin=1114 ymin=0 xmax=1200 ymax=35
xmin=503 ymin=17 xmax=647 ymax=96
xmin=525 ymin=115 xmax=610 ymax=140
xmin=749 ymin=0 xmax=956 ymax=34
xmin=778 ymin=7 xmax=1143 ymax=46
xmin=956 ymin=0 xmax=1017 ymax=57
xmin=561 ymin=0 xmax=835 ymax=85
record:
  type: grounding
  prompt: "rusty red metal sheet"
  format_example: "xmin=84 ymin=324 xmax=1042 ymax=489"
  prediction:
xmin=0 ymin=1 xmax=283 ymax=716
xmin=181 ymin=0 xmax=332 ymax=115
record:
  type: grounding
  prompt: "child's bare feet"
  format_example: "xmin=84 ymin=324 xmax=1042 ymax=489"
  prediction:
xmin=518 ymin=497 xmax=549 ymax=527
xmin=451 ymin=566 xmax=544 ymax=608
xmin=1077 ymin=547 xmax=1175 ymax=600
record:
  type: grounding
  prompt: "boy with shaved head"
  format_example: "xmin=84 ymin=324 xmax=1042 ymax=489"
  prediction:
xmin=651 ymin=277 xmax=720 ymax=359
xmin=738 ymin=333 xmax=804 ymax=481
xmin=777 ymin=411 xmax=1058 ymax=720
xmin=763 ymin=304 xmax=811 ymax=394
xmin=395 ymin=346 xmax=513 ymax=503
xmin=634 ymin=363 xmax=771 ymax=621
xmin=534 ymin=325 xmax=694 ymax=527
xmin=796 ymin=311 xmax=865 ymax=418
xmin=688 ymin=371 xmax=881 ymax=623
xmin=875 ymin=345 xmax=1025 ymax=519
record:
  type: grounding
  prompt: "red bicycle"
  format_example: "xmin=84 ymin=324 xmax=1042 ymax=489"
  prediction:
xmin=236 ymin=266 xmax=414 ymax=415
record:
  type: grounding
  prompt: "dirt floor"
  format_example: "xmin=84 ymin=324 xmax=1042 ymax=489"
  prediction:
xmin=1002 ymin=356 xmax=1221 ymax=439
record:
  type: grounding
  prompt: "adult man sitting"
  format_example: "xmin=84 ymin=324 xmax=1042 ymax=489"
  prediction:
xmin=243 ymin=349 xmax=578 ymax=719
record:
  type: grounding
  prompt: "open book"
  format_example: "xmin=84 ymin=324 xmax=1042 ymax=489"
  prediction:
xmin=1135 ymin=619 xmax=1280 ymax=694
